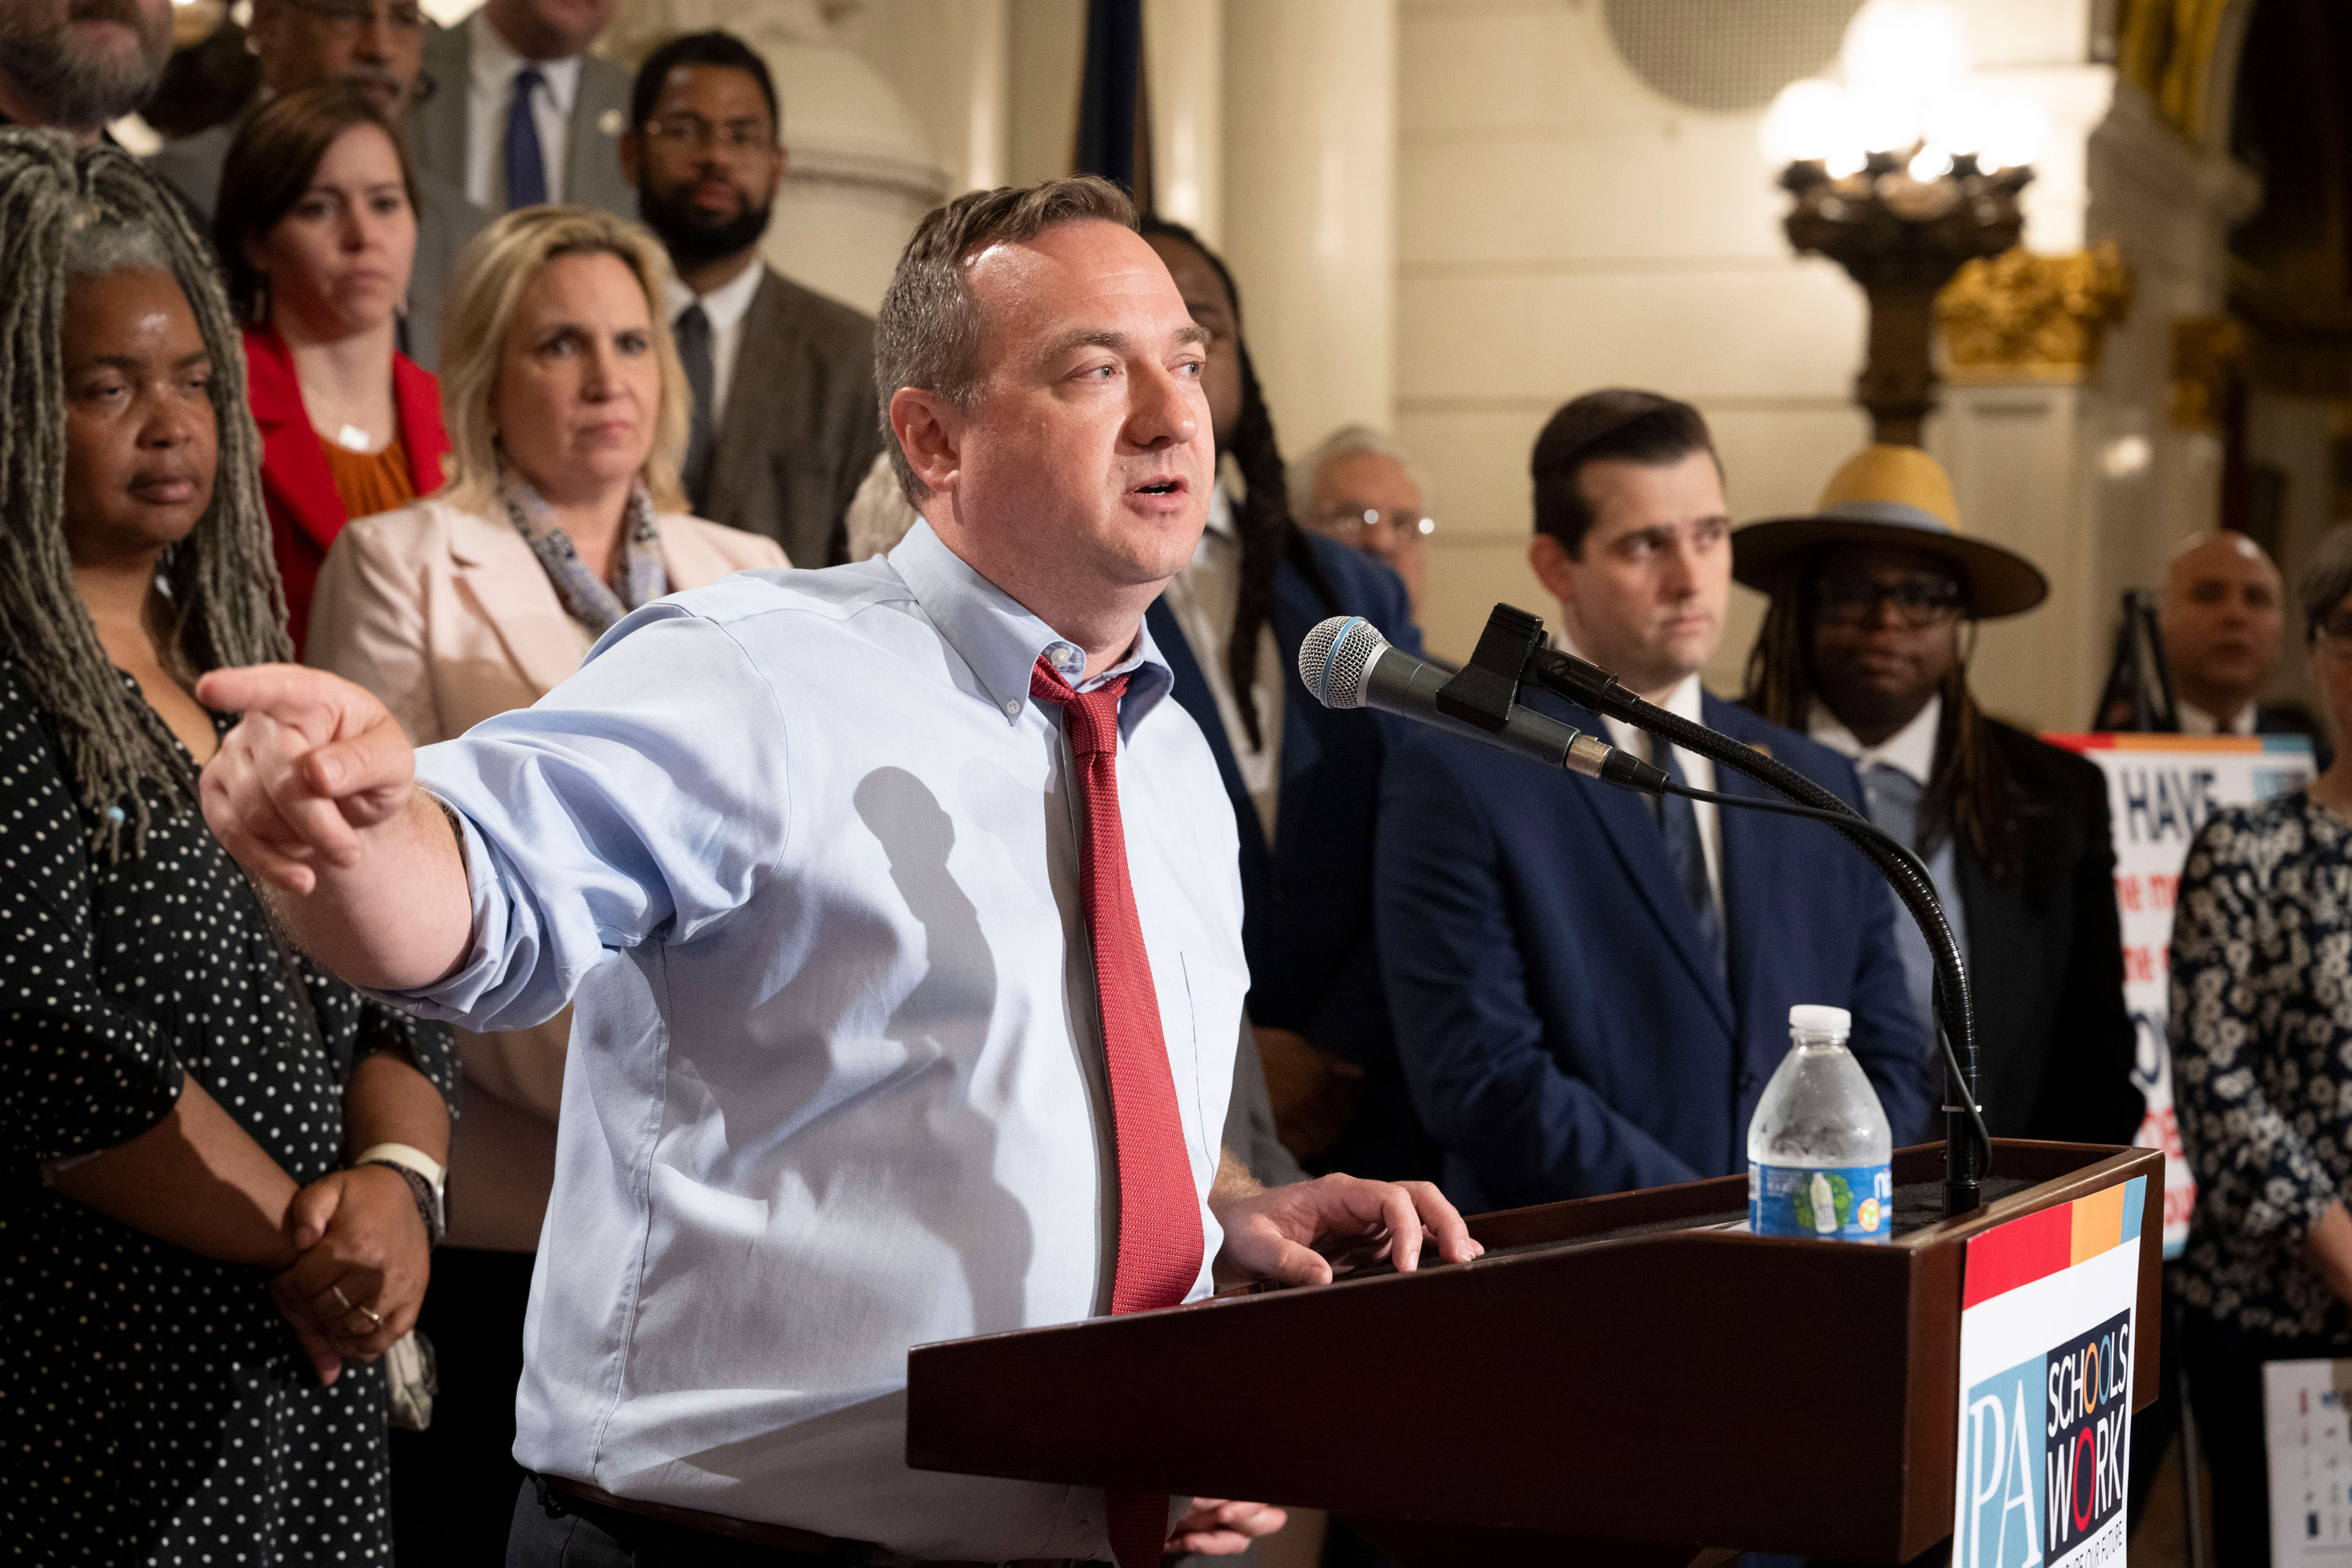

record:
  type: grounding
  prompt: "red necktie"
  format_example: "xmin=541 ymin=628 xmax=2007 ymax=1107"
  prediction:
xmin=1030 ymin=655 xmax=1204 ymax=1568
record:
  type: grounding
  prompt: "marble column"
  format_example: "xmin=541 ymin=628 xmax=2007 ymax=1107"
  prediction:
xmin=1221 ymin=0 xmax=1396 ymax=453
xmin=1144 ymin=0 xmax=1222 ymax=242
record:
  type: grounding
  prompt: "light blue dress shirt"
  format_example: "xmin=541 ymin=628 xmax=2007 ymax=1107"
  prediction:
xmin=392 ymin=521 xmax=1247 ymax=1560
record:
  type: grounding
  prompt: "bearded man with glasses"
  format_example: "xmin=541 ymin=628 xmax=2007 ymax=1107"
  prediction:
xmin=616 ymin=29 xmax=882 ymax=568
xmin=1737 ymin=443 xmax=2142 ymax=1150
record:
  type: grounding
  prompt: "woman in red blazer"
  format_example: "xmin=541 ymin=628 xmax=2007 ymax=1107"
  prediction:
xmin=216 ymin=85 xmax=452 ymax=653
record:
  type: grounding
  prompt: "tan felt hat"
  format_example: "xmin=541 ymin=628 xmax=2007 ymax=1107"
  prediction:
xmin=1731 ymin=445 xmax=2049 ymax=619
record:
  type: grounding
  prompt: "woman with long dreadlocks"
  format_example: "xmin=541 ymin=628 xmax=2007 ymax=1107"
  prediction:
xmin=1735 ymin=443 xmax=2140 ymax=1147
xmin=0 ymin=133 xmax=456 ymax=1562
xmin=1137 ymin=219 xmax=1440 ymax=1187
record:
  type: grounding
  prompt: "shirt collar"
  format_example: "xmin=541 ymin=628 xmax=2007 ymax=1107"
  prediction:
xmin=664 ymin=257 xmax=764 ymax=335
xmin=884 ymin=519 xmax=1171 ymax=739
xmin=1808 ymin=693 xmax=1942 ymax=786
xmin=2176 ymin=699 xmax=2256 ymax=738
xmin=470 ymin=9 xmax=582 ymax=111
xmin=1203 ymin=480 xmax=1236 ymax=543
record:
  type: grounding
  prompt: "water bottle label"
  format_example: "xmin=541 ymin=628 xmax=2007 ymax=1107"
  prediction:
xmin=1748 ymin=1161 xmax=1893 ymax=1241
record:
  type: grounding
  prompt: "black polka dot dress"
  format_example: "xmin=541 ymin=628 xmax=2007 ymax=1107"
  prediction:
xmin=0 ymin=659 xmax=457 ymax=1564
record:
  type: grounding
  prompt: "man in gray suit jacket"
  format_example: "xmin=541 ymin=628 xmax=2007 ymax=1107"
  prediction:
xmin=146 ymin=0 xmax=487 ymax=370
xmin=408 ymin=0 xmax=631 ymax=219
xmin=622 ymin=31 xmax=882 ymax=566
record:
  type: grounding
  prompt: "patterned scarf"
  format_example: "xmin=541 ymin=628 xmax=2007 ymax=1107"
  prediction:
xmin=500 ymin=477 xmax=668 ymax=636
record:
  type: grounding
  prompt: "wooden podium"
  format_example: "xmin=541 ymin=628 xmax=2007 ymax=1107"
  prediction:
xmin=906 ymin=1139 xmax=2161 ymax=1566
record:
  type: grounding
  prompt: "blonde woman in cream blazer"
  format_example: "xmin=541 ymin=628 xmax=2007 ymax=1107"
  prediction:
xmin=304 ymin=204 xmax=789 ymax=1559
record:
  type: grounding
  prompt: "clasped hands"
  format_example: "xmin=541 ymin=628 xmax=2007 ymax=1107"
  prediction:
xmin=269 ymin=1163 xmax=431 ymax=1386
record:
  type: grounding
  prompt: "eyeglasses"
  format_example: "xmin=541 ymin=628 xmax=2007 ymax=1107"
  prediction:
xmin=1813 ymin=575 xmax=1967 ymax=627
xmin=1318 ymin=505 xmax=1435 ymax=543
xmin=2314 ymin=611 xmax=2352 ymax=652
xmin=277 ymin=0 xmax=426 ymax=31
xmin=642 ymin=114 xmax=774 ymax=151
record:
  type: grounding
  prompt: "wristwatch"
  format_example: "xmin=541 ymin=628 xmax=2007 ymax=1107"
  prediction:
xmin=356 ymin=1142 xmax=447 ymax=1247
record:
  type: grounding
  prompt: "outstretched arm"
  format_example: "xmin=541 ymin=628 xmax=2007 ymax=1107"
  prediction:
xmin=195 ymin=664 xmax=472 ymax=992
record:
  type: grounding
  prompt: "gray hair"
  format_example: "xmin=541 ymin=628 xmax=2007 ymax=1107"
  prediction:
xmin=2301 ymin=524 xmax=2352 ymax=642
xmin=0 ymin=131 xmax=289 ymax=858
xmin=1287 ymin=423 xmax=1421 ymax=526
xmin=66 ymin=216 xmax=172 ymax=277
xmin=873 ymin=176 xmax=1137 ymax=503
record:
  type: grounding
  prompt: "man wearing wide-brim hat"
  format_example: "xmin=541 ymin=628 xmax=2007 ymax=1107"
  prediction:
xmin=1735 ymin=444 xmax=2143 ymax=1152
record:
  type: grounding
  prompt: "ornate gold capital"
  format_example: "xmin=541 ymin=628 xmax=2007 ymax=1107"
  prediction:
xmin=1935 ymin=243 xmax=2136 ymax=384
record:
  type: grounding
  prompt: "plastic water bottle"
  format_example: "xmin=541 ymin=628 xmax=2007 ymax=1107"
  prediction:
xmin=1747 ymin=1004 xmax=1893 ymax=1243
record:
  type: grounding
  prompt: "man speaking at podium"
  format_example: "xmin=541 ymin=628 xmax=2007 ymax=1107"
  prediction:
xmin=194 ymin=176 xmax=1473 ymax=1566
xmin=1376 ymin=390 xmax=1929 ymax=1214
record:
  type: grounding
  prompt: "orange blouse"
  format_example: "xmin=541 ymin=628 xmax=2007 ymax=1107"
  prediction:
xmin=321 ymin=432 xmax=416 ymax=526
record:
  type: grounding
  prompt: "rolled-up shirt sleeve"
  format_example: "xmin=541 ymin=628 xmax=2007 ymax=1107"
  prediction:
xmin=383 ymin=602 xmax=793 ymax=1033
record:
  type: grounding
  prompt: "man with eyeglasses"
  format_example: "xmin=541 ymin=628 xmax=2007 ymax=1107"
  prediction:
xmin=1376 ymin=392 xmax=1926 ymax=1221
xmin=146 ymin=0 xmax=488 ymax=368
xmin=408 ymin=0 xmax=630 ymax=219
xmin=1291 ymin=423 xmax=1436 ymax=617
xmin=1736 ymin=443 xmax=2141 ymax=1149
xmin=0 ymin=0 xmax=173 ymax=143
xmin=619 ymin=30 xmax=881 ymax=566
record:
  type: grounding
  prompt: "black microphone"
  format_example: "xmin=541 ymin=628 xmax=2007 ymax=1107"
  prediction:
xmin=1299 ymin=616 xmax=1668 ymax=793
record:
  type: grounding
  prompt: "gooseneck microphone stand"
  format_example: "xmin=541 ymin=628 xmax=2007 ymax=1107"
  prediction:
xmin=1447 ymin=606 xmax=1990 ymax=1218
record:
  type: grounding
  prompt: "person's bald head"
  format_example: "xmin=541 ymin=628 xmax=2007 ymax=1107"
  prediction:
xmin=2160 ymin=530 xmax=2285 ymax=725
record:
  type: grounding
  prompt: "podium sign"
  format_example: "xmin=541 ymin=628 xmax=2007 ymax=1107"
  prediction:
xmin=2042 ymin=734 xmax=2315 ymax=1257
xmin=1952 ymin=1174 xmax=2148 ymax=1568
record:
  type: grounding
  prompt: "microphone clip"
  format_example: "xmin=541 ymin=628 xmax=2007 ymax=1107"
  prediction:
xmin=1435 ymin=603 xmax=1548 ymax=735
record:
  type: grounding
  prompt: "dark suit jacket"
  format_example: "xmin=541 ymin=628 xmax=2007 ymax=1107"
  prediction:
xmin=1958 ymin=720 xmax=2144 ymax=1145
xmin=1377 ymin=691 xmax=1929 ymax=1211
xmin=1147 ymin=531 xmax=1438 ymax=1179
xmin=408 ymin=19 xmax=633 ymax=219
xmin=699 ymin=269 xmax=884 ymax=567
xmin=244 ymin=324 xmax=450 ymax=655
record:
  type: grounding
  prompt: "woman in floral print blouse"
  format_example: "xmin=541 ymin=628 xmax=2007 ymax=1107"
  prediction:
xmin=2173 ymin=521 xmax=2352 ymax=1565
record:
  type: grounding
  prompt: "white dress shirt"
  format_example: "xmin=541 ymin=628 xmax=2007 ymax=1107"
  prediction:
xmin=1159 ymin=481 xmax=1283 ymax=841
xmin=663 ymin=257 xmax=764 ymax=433
xmin=391 ymin=521 xmax=1246 ymax=1560
xmin=1809 ymin=693 xmax=1941 ymax=790
xmin=1808 ymin=695 xmax=1968 ymax=1044
xmin=465 ymin=9 xmax=582 ymax=209
xmin=2176 ymin=698 xmax=2257 ymax=737
xmin=1560 ymin=644 xmax=1722 ymax=915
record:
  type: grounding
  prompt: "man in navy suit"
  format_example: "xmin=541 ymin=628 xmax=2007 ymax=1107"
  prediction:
xmin=1375 ymin=390 xmax=1928 ymax=1212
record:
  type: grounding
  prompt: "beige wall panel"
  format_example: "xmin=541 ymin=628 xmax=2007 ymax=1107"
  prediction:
xmin=1417 ymin=536 xmax=1552 ymax=666
xmin=1396 ymin=267 xmax=1864 ymax=404
xmin=1398 ymin=0 xmax=1650 ymax=136
xmin=1400 ymin=132 xmax=1802 ymax=270
xmin=1387 ymin=407 xmax=1541 ymax=543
